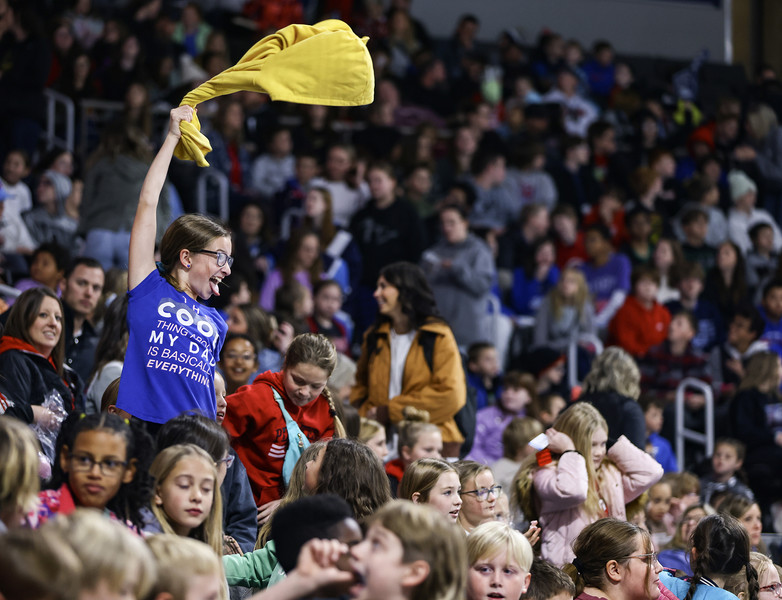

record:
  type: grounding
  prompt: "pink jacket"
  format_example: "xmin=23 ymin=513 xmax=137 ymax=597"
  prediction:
xmin=534 ymin=436 xmax=663 ymax=566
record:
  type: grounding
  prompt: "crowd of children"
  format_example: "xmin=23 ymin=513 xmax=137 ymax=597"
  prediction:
xmin=3 ymin=1 xmax=782 ymax=599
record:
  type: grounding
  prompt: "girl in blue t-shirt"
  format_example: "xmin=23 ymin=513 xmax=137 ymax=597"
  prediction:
xmin=116 ymin=106 xmax=230 ymax=430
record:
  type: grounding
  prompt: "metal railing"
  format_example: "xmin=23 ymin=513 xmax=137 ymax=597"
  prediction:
xmin=43 ymin=89 xmax=75 ymax=153
xmin=195 ymin=168 xmax=230 ymax=223
xmin=675 ymin=377 xmax=714 ymax=472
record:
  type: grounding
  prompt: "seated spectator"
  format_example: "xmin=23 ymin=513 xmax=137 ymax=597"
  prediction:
xmin=582 ymin=40 xmax=616 ymax=101
xmin=550 ymin=203 xmax=588 ymax=269
xmin=533 ymin=266 xmax=596 ymax=352
xmin=704 ymin=241 xmax=749 ymax=324
xmin=1 ymin=149 xmax=32 ymax=217
xmin=468 ymin=371 xmax=536 ymax=465
xmin=306 ymin=279 xmax=350 ymax=357
xmin=510 ymin=237 xmax=560 ymax=317
xmin=674 ymin=175 xmax=729 ymax=248
xmin=172 ymin=2 xmax=211 ymax=58
xmin=579 ymin=223 xmax=632 ymax=329
xmin=645 ymin=480 xmax=675 ymax=549
xmin=665 ymin=261 xmax=723 ymax=353
xmin=608 ymin=265 xmax=671 ymax=358
xmin=506 ymin=141 xmax=558 ymax=211
xmin=727 ymin=170 xmax=782 ymax=254
xmin=653 ymin=237 xmax=685 ymax=305
xmin=746 ymin=222 xmax=778 ymax=296
xmin=639 ymin=310 xmax=712 ymax=404
xmin=709 ymin=305 xmax=768 ymax=397
xmin=700 ymin=438 xmax=755 ymax=506
xmin=259 ymin=229 xmax=322 ymax=312
xmin=549 ymin=135 xmax=599 ymax=216
xmin=657 ymin=503 xmax=710 ymax=576
xmin=250 ymin=126 xmax=295 ymax=201
xmin=582 ymin=186 xmax=627 ymax=248
xmin=498 ymin=203 xmax=551 ymax=276
xmin=310 ymin=144 xmax=370 ymax=227
xmin=679 ymin=206 xmax=716 ymax=274
xmin=758 ymin=278 xmax=782 ymax=357
xmin=527 ymin=392 xmax=567 ymax=428
xmin=467 ymin=149 xmax=520 ymax=233
xmin=205 ymin=98 xmax=252 ymax=199
xmin=618 ymin=206 xmax=654 ymax=267
xmin=639 ymin=395 xmax=677 ymax=472
xmin=11 ymin=242 xmax=69 ymax=297
xmin=542 ymin=65 xmax=598 ymax=137
xmin=625 ymin=167 xmax=665 ymax=243
xmin=466 ymin=341 xmax=502 ymax=411
xmin=491 ymin=416 xmax=543 ymax=492
xmin=23 ymin=170 xmax=79 ymax=249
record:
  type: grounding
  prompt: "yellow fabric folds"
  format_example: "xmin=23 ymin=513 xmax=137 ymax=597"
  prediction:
xmin=175 ymin=19 xmax=374 ymax=166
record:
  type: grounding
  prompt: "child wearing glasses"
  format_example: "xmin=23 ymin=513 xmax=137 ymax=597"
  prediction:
xmin=33 ymin=412 xmax=155 ymax=531
xmin=511 ymin=402 xmax=662 ymax=566
xmin=658 ymin=513 xmax=758 ymax=600
xmin=751 ymin=552 xmax=781 ymax=600
xmin=456 ymin=460 xmax=503 ymax=534
xmin=117 ymin=106 xmax=230 ymax=433
xmin=563 ymin=518 xmax=663 ymax=600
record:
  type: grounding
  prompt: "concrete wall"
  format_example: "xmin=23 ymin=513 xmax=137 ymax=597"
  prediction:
xmin=411 ymin=0 xmax=729 ymax=62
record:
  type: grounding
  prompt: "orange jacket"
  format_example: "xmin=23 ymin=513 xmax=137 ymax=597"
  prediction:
xmin=608 ymin=295 xmax=671 ymax=357
xmin=350 ymin=320 xmax=466 ymax=443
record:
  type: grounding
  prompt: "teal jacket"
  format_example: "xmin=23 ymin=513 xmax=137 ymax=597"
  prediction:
xmin=223 ymin=540 xmax=279 ymax=589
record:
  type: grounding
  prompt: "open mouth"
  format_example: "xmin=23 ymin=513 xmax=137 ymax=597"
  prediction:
xmin=209 ymin=276 xmax=222 ymax=296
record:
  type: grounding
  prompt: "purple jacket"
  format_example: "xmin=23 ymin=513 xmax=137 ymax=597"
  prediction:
xmin=535 ymin=435 xmax=663 ymax=566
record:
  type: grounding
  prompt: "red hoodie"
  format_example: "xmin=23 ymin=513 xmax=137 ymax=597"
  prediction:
xmin=608 ymin=295 xmax=671 ymax=357
xmin=222 ymin=370 xmax=335 ymax=505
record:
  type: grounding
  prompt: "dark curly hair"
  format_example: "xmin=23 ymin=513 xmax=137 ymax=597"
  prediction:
xmin=49 ymin=412 xmax=155 ymax=531
xmin=376 ymin=261 xmax=442 ymax=329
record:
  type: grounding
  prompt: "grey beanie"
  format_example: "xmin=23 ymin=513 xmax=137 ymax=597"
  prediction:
xmin=43 ymin=169 xmax=73 ymax=205
xmin=728 ymin=170 xmax=757 ymax=203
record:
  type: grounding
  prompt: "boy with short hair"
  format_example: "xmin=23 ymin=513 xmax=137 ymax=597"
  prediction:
xmin=466 ymin=342 xmax=502 ymax=410
xmin=746 ymin=222 xmax=778 ymax=294
xmin=700 ymin=438 xmax=755 ymax=505
xmin=491 ymin=416 xmax=543 ymax=492
xmin=521 ymin=557 xmax=576 ymax=600
xmin=665 ymin=261 xmax=723 ymax=352
xmin=528 ymin=392 xmax=567 ymax=428
xmin=608 ymin=265 xmax=671 ymax=357
xmin=639 ymin=310 xmax=712 ymax=404
xmin=680 ymin=207 xmax=716 ymax=273
xmin=709 ymin=304 xmax=768 ymax=396
xmin=639 ymin=395 xmax=677 ymax=473
xmin=759 ymin=278 xmax=782 ymax=357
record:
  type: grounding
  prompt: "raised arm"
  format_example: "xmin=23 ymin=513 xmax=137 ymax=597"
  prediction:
xmin=128 ymin=105 xmax=194 ymax=290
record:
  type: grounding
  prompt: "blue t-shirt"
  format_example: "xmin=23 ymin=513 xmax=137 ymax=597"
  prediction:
xmin=116 ymin=270 xmax=227 ymax=423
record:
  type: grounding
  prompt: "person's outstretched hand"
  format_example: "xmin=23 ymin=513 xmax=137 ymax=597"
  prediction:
xmin=168 ymin=105 xmax=195 ymax=139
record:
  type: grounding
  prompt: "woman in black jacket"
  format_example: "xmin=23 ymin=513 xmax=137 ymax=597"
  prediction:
xmin=0 ymin=288 xmax=83 ymax=447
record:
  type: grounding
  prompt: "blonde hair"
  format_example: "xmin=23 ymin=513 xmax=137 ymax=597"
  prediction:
xmin=739 ymin=351 xmax=781 ymax=395
xmin=747 ymin=104 xmax=778 ymax=141
xmin=398 ymin=407 xmax=440 ymax=457
xmin=513 ymin=403 xmax=608 ymax=520
xmin=0 ymin=416 xmax=41 ymax=521
xmin=467 ymin=520 xmax=533 ymax=572
xmin=358 ymin=417 xmax=384 ymax=443
xmin=749 ymin=552 xmax=774 ymax=586
xmin=582 ymin=346 xmax=641 ymax=400
xmin=45 ymin=508 xmax=157 ymax=599
xmin=146 ymin=534 xmax=225 ymax=600
xmin=399 ymin=457 xmax=459 ymax=502
xmin=550 ymin=267 xmax=590 ymax=321
xmin=150 ymin=444 xmax=223 ymax=556
xmin=369 ymin=500 xmax=467 ymax=600
xmin=502 ymin=417 xmax=544 ymax=460
xmin=0 ymin=525 xmax=82 ymax=600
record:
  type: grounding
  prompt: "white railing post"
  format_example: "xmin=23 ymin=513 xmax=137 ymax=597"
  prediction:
xmin=675 ymin=377 xmax=714 ymax=472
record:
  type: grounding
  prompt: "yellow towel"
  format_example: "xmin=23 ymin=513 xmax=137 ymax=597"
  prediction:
xmin=175 ymin=19 xmax=374 ymax=167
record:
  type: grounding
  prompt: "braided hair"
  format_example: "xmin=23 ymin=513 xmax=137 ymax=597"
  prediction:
xmin=685 ymin=513 xmax=757 ymax=600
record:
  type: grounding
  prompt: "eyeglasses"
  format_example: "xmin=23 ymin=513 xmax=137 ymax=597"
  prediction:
xmin=460 ymin=485 xmax=502 ymax=501
xmin=625 ymin=552 xmax=658 ymax=568
xmin=195 ymin=249 xmax=234 ymax=268
xmin=69 ymin=453 xmax=128 ymax=476
xmin=217 ymin=454 xmax=235 ymax=468
xmin=760 ymin=583 xmax=782 ymax=597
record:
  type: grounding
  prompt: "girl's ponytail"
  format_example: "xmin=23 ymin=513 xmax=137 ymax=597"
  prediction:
xmin=323 ymin=386 xmax=346 ymax=439
xmin=745 ymin=562 xmax=760 ymax=600
xmin=562 ymin=562 xmax=586 ymax=597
